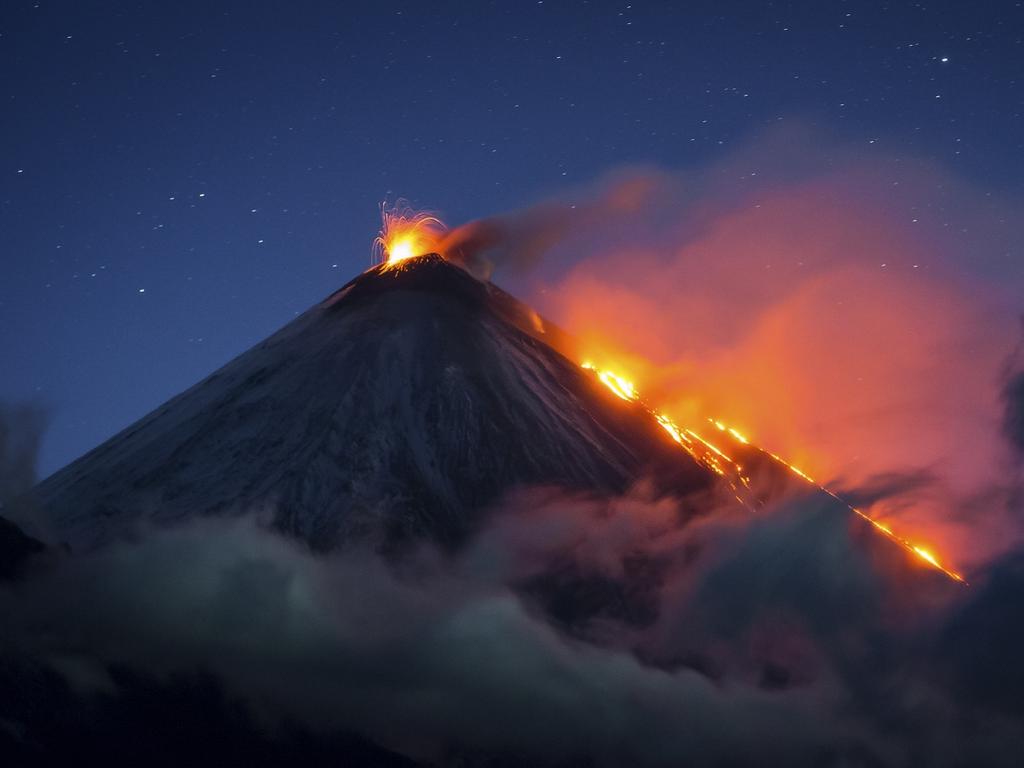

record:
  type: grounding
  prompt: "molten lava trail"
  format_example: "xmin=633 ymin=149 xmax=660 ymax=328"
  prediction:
xmin=579 ymin=362 xmax=966 ymax=584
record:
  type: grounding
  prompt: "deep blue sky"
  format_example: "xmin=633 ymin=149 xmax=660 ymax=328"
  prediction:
xmin=2 ymin=0 xmax=1022 ymax=477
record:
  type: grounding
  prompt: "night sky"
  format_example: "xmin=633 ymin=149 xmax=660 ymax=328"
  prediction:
xmin=3 ymin=1 xmax=1023 ymax=477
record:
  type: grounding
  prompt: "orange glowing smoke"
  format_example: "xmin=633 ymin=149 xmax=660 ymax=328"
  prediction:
xmin=579 ymin=360 xmax=966 ymax=583
xmin=373 ymin=202 xmax=447 ymax=269
xmin=540 ymin=175 xmax=1017 ymax=573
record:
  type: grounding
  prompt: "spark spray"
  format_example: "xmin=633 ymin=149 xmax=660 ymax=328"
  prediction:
xmin=372 ymin=201 xmax=447 ymax=270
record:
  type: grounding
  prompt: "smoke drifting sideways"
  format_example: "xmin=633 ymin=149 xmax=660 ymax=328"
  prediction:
xmin=445 ymin=124 xmax=1024 ymax=574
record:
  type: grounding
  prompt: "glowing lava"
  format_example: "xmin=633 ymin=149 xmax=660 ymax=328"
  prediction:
xmin=373 ymin=202 xmax=447 ymax=270
xmin=579 ymin=360 xmax=966 ymax=583
xmin=581 ymin=361 xmax=638 ymax=401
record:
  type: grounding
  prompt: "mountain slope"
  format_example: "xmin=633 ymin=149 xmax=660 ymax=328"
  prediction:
xmin=34 ymin=256 xmax=717 ymax=552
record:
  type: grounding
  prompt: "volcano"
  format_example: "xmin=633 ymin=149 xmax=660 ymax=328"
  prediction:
xmin=6 ymin=252 xmax=975 ymax=768
xmin=34 ymin=255 xmax=723 ymax=554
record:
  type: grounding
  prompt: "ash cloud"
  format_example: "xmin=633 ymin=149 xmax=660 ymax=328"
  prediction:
xmin=441 ymin=170 xmax=672 ymax=281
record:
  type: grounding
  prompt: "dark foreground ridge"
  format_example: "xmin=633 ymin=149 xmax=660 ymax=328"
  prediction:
xmin=33 ymin=255 xmax=716 ymax=553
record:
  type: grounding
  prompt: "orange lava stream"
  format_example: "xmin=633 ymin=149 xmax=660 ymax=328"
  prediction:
xmin=579 ymin=361 xmax=966 ymax=584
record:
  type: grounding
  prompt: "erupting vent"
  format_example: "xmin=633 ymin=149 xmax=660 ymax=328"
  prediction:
xmin=372 ymin=201 xmax=447 ymax=270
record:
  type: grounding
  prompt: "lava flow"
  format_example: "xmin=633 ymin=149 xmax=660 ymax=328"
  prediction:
xmin=579 ymin=361 xmax=967 ymax=583
xmin=370 ymin=203 xmax=965 ymax=583
xmin=373 ymin=202 xmax=447 ymax=270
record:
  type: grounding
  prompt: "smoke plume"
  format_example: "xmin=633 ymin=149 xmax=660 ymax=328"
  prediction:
xmin=449 ymin=125 xmax=1024 ymax=572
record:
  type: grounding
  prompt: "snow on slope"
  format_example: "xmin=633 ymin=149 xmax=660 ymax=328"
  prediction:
xmin=34 ymin=256 xmax=716 ymax=552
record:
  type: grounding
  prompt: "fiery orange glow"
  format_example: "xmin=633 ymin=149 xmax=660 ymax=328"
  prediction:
xmin=373 ymin=202 xmax=447 ymax=270
xmin=913 ymin=547 xmax=941 ymax=568
xmin=711 ymin=419 xmax=750 ymax=445
xmin=581 ymin=361 xmax=638 ymax=401
xmin=579 ymin=359 xmax=966 ymax=584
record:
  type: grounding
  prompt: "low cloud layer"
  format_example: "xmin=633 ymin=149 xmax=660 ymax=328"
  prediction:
xmin=3 ymin=475 xmax=1024 ymax=766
